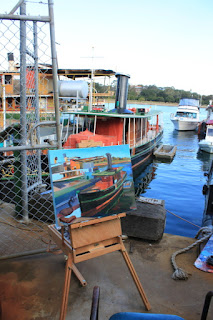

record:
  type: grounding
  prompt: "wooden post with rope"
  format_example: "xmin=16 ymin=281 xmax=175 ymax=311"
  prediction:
xmin=48 ymin=213 xmax=151 ymax=320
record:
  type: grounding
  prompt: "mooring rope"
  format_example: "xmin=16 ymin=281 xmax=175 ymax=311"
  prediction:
xmin=166 ymin=209 xmax=201 ymax=228
xmin=171 ymin=226 xmax=213 ymax=280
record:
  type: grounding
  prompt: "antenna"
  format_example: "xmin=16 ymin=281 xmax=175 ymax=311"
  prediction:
xmin=81 ymin=47 xmax=103 ymax=110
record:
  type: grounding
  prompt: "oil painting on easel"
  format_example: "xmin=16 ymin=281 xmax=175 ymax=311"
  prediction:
xmin=48 ymin=145 xmax=136 ymax=227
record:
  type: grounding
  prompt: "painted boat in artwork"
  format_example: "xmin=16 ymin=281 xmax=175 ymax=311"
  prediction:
xmin=61 ymin=73 xmax=163 ymax=172
xmin=78 ymin=153 xmax=127 ymax=216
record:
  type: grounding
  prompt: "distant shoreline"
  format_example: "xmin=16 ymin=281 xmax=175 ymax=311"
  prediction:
xmin=106 ymin=99 xmax=207 ymax=108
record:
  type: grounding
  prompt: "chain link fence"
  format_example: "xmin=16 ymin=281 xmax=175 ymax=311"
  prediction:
xmin=0 ymin=0 xmax=60 ymax=259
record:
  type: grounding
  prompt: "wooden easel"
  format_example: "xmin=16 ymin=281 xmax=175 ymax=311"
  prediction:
xmin=48 ymin=213 xmax=151 ymax=320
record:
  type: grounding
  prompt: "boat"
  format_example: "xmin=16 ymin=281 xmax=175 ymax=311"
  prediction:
xmin=153 ymin=144 xmax=177 ymax=160
xmin=195 ymin=161 xmax=213 ymax=264
xmin=170 ymin=98 xmax=200 ymax=131
xmin=78 ymin=153 xmax=127 ymax=217
xmin=61 ymin=73 xmax=163 ymax=172
xmin=201 ymin=160 xmax=213 ymax=228
xmin=198 ymin=101 xmax=213 ymax=139
xmin=198 ymin=123 xmax=213 ymax=153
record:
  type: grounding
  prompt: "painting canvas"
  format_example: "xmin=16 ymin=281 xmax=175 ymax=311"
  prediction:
xmin=48 ymin=145 xmax=136 ymax=227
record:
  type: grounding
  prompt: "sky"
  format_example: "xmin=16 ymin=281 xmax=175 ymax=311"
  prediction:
xmin=1 ymin=0 xmax=213 ymax=95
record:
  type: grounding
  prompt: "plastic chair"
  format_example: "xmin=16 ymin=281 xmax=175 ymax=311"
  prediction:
xmin=90 ymin=287 xmax=213 ymax=320
xmin=109 ymin=313 xmax=184 ymax=319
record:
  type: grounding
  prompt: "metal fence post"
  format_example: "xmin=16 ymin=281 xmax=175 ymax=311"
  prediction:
xmin=33 ymin=21 xmax=42 ymax=184
xmin=48 ymin=0 xmax=62 ymax=149
xmin=19 ymin=0 xmax=29 ymax=221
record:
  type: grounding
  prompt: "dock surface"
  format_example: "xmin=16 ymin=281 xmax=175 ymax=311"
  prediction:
xmin=0 ymin=233 xmax=212 ymax=320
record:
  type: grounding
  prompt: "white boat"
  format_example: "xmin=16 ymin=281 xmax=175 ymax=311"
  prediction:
xmin=198 ymin=124 xmax=213 ymax=153
xmin=170 ymin=98 xmax=200 ymax=131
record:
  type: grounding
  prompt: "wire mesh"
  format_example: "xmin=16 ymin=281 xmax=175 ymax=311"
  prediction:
xmin=0 ymin=1 xmax=58 ymax=259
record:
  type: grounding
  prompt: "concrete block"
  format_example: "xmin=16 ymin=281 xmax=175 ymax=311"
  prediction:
xmin=121 ymin=197 xmax=166 ymax=241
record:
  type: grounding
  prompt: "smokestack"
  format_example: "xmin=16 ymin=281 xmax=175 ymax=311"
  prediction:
xmin=7 ymin=53 xmax=15 ymax=71
xmin=114 ymin=73 xmax=131 ymax=114
xmin=106 ymin=153 xmax=113 ymax=171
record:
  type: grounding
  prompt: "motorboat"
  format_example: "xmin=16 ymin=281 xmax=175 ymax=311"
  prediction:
xmin=170 ymin=98 xmax=200 ymax=131
xmin=198 ymin=123 xmax=213 ymax=153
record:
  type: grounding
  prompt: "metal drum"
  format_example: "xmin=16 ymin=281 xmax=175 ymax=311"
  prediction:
xmin=58 ymin=80 xmax=88 ymax=98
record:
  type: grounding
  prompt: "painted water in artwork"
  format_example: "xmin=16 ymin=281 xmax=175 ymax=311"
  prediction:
xmin=48 ymin=145 xmax=136 ymax=227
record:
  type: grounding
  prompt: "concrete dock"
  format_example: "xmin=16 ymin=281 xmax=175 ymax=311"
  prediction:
xmin=0 ymin=233 xmax=212 ymax=320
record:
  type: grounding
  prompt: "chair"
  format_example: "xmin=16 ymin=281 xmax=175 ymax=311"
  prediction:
xmin=109 ymin=314 xmax=184 ymax=320
xmin=90 ymin=287 xmax=213 ymax=320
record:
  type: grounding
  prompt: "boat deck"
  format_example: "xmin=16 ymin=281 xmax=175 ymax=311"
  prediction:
xmin=0 ymin=233 xmax=212 ymax=320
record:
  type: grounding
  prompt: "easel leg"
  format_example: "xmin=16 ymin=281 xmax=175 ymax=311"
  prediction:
xmin=72 ymin=264 xmax=87 ymax=286
xmin=60 ymin=253 xmax=73 ymax=320
xmin=120 ymin=242 xmax=151 ymax=311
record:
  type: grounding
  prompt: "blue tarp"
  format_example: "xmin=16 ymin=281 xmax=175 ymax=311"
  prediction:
xmin=179 ymin=98 xmax=199 ymax=107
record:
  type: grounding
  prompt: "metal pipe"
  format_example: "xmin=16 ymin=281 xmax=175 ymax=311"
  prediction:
xmin=134 ymin=117 xmax=136 ymax=147
xmin=48 ymin=0 xmax=62 ymax=149
xmin=20 ymin=1 xmax=29 ymax=222
xmin=128 ymin=118 xmax=130 ymax=145
xmin=94 ymin=115 xmax=97 ymax=135
xmin=123 ymin=118 xmax=126 ymax=144
xmin=0 ymin=248 xmax=50 ymax=261
xmin=0 ymin=14 xmax=50 ymax=22
xmin=0 ymin=144 xmax=57 ymax=152
xmin=26 ymin=49 xmax=36 ymax=59
xmin=29 ymin=121 xmax=56 ymax=146
xmin=27 ymin=181 xmax=44 ymax=193
xmin=33 ymin=21 xmax=42 ymax=184
xmin=9 ymin=0 xmax=26 ymax=14
xmin=1 ymin=75 xmax=6 ymax=148
xmin=1 ymin=75 xmax=6 ymax=131
xmin=201 ymin=291 xmax=213 ymax=320
xmin=90 ymin=286 xmax=100 ymax=320
xmin=76 ymin=114 xmax=79 ymax=134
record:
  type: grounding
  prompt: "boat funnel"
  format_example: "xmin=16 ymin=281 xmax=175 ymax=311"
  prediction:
xmin=114 ymin=73 xmax=132 ymax=114
xmin=7 ymin=52 xmax=15 ymax=71
xmin=106 ymin=153 xmax=113 ymax=171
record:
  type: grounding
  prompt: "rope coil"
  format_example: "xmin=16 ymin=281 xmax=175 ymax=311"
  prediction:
xmin=171 ymin=226 xmax=213 ymax=280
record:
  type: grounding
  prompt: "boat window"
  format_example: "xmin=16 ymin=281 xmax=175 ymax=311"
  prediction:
xmin=176 ymin=112 xmax=197 ymax=118
xmin=176 ymin=112 xmax=185 ymax=117
xmin=208 ymin=128 xmax=213 ymax=136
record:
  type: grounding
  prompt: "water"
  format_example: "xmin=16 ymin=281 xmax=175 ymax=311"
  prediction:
xmin=132 ymin=104 xmax=210 ymax=238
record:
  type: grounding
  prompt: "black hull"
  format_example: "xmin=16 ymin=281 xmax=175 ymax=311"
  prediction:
xmin=79 ymin=183 xmax=115 ymax=201
xmin=131 ymin=131 xmax=163 ymax=170
xmin=79 ymin=179 xmax=124 ymax=217
xmin=202 ymin=160 xmax=213 ymax=228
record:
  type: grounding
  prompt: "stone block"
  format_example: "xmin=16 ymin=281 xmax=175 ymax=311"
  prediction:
xmin=121 ymin=197 xmax=166 ymax=241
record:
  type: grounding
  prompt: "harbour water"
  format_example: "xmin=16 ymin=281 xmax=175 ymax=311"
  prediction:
xmin=107 ymin=102 xmax=209 ymax=238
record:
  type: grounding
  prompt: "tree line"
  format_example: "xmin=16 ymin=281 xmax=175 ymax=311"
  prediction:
xmin=94 ymin=82 xmax=212 ymax=105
